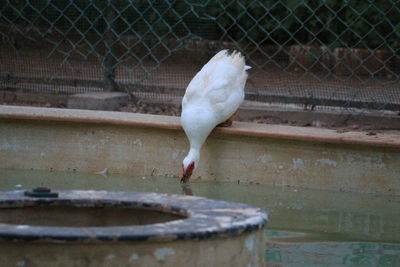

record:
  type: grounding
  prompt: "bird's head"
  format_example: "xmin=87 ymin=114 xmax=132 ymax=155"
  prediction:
xmin=181 ymin=161 xmax=195 ymax=183
xmin=181 ymin=150 xmax=199 ymax=183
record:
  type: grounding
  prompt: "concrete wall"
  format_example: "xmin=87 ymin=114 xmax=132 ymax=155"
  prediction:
xmin=0 ymin=230 xmax=263 ymax=267
xmin=1 ymin=105 xmax=399 ymax=195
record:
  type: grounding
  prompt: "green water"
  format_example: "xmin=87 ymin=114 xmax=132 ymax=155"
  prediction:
xmin=1 ymin=168 xmax=399 ymax=266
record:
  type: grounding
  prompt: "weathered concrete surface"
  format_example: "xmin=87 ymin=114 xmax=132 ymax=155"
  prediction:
xmin=0 ymin=231 xmax=263 ymax=267
xmin=0 ymin=190 xmax=266 ymax=266
xmin=0 ymin=105 xmax=399 ymax=195
xmin=67 ymin=92 xmax=131 ymax=110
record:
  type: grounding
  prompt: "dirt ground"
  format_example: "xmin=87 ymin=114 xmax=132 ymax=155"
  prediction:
xmin=1 ymin=43 xmax=400 ymax=109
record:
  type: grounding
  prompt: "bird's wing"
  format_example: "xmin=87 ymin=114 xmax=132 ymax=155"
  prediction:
xmin=182 ymin=50 xmax=247 ymax=120
xmin=204 ymin=60 xmax=245 ymax=116
xmin=205 ymin=77 xmax=230 ymax=105
xmin=182 ymin=71 xmax=203 ymax=107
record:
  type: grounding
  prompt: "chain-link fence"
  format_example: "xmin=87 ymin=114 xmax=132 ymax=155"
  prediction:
xmin=1 ymin=0 xmax=399 ymax=114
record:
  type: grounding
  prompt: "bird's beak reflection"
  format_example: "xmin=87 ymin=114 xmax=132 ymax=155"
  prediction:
xmin=181 ymin=183 xmax=193 ymax=195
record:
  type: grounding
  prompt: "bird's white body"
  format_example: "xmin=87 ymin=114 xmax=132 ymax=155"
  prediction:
xmin=181 ymin=50 xmax=250 ymax=181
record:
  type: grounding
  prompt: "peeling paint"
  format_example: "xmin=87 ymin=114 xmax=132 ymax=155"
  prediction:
xmin=88 ymin=144 xmax=97 ymax=150
xmin=292 ymin=158 xmax=305 ymax=169
xmin=172 ymin=151 xmax=179 ymax=159
xmin=153 ymin=247 xmax=175 ymax=261
xmin=133 ymin=139 xmax=142 ymax=146
xmin=257 ymin=154 xmax=272 ymax=164
xmin=0 ymin=143 xmax=20 ymax=151
xmin=317 ymin=158 xmax=337 ymax=167
xmin=375 ymin=163 xmax=385 ymax=169
xmin=245 ymin=235 xmax=255 ymax=251
xmin=340 ymin=152 xmax=387 ymax=169
xmin=129 ymin=253 xmax=140 ymax=261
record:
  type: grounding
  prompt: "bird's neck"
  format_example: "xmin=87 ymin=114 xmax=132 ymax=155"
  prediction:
xmin=186 ymin=147 xmax=200 ymax=162
xmin=183 ymin=147 xmax=200 ymax=170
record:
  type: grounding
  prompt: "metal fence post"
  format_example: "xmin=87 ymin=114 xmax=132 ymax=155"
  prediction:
xmin=103 ymin=0 xmax=119 ymax=92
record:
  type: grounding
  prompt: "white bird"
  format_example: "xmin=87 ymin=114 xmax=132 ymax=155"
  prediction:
xmin=180 ymin=50 xmax=251 ymax=183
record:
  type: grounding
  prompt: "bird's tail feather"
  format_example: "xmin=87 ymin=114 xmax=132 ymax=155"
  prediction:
xmin=209 ymin=49 xmax=249 ymax=70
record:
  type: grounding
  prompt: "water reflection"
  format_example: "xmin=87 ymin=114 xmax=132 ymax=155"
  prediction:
xmin=181 ymin=183 xmax=194 ymax=196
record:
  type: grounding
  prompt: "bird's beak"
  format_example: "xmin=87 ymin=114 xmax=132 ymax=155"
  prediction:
xmin=180 ymin=173 xmax=191 ymax=184
xmin=181 ymin=162 xmax=195 ymax=183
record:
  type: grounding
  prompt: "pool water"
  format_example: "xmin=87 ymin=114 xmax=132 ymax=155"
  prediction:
xmin=1 ymin=168 xmax=399 ymax=266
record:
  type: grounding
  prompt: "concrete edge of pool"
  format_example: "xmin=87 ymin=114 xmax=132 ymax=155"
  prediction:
xmin=0 ymin=190 xmax=267 ymax=242
xmin=0 ymin=105 xmax=399 ymax=148
xmin=0 ymin=190 xmax=267 ymax=266
xmin=0 ymin=105 xmax=399 ymax=195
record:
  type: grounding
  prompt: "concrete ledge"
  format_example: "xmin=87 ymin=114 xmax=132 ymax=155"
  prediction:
xmin=0 ymin=105 xmax=399 ymax=148
xmin=1 ymin=105 xmax=399 ymax=195
xmin=3 ymin=89 xmax=400 ymax=130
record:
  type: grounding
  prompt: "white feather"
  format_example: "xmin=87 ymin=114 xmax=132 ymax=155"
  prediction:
xmin=181 ymin=50 xmax=250 ymax=179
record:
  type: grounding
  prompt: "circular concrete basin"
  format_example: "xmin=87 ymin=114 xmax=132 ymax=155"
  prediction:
xmin=0 ymin=190 xmax=267 ymax=266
